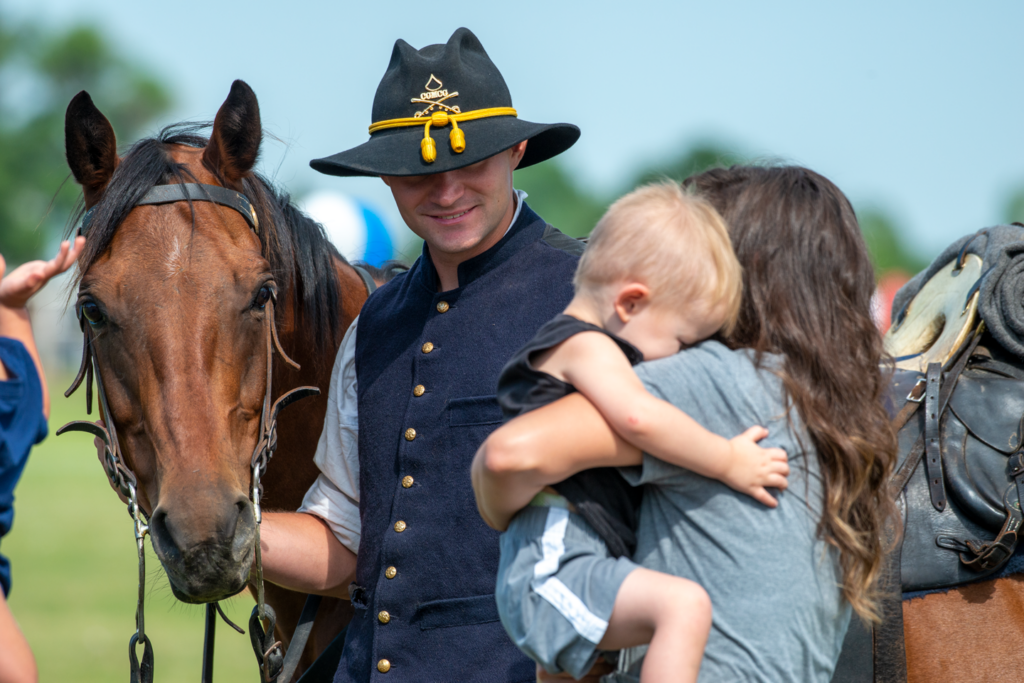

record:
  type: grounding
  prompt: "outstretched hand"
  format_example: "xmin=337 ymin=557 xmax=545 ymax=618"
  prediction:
xmin=0 ymin=236 xmax=86 ymax=309
xmin=723 ymin=426 xmax=790 ymax=508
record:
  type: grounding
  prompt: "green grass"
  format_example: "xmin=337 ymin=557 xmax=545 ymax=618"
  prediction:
xmin=5 ymin=377 xmax=259 ymax=681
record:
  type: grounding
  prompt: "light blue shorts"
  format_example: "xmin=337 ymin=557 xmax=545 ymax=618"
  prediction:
xmin=496 ymin=501 xmax=639 ymax=678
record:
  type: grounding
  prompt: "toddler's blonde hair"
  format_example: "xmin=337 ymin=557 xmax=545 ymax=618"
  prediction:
xmin=574 ymin=181 xmax=742 ymax=335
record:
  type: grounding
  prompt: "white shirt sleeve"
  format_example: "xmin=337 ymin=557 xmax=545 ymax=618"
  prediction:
xmin=298 ymin=316 xmax=362 ymax=554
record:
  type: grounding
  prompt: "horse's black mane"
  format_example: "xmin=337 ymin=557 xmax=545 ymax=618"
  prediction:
xmin=69 ymin=123 xmax=346 ymax=365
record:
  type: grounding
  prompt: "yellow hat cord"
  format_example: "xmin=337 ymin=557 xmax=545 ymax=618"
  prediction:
xmin=368 ymin=107 xmax=517 ymax=163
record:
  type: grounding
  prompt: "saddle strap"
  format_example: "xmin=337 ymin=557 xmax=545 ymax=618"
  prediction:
xmin=890 ymin=329 xmax=983 ymax=498
xmin=937 ymin=474 xmax=1024 ymax=572
xmin=873 ymin=517 xmax=908 ymax=683
xmin=890 ymin=380 xmax=925 ymax=433
xmin=884 ymin=327 xmax=987 ymax=493
xmin=923 ymin=362 xmax=947 ymax=512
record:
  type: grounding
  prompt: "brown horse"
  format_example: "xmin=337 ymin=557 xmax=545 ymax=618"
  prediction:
xmin=63 ymin=80 xmax=364 ymax=674
xmin=903 ymin=577 xmax=1024 ymax=682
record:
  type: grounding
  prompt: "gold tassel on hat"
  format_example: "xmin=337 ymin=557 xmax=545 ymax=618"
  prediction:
xmin=369 ymin=107 xmax=517 ymax=163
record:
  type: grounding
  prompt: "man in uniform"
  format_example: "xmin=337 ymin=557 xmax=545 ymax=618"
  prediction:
xmin=260 ymin=28 xmax=585 ymax=682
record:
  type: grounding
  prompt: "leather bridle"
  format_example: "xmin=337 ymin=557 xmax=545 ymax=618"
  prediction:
xmin=58 ymin=183 xmax=374 ymax=683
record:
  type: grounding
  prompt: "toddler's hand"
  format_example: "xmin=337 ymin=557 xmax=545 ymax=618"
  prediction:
xmin=724 ymin=426 xmax=789 ymax=508
xmin=0 ymin=236 xmax=86 ymax=309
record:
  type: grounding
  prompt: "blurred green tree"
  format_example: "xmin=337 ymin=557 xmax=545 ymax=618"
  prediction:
xmin=515 ymin=141 xmax=927 ymax=278
xmin=630 ymin=142 xmax=746 ymax=188
xmin=513 ymin=160 xmax=606 ymax=238
xmin=1004 ymin=186 xmax=1024 ymax=225
xmin=0 ymin=18 xmax=172 ymax=263
xmin=857 ymin=208 xmax=927 ymax=277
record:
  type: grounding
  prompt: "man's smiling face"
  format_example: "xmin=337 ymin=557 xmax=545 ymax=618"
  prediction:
xmin=382 ymin=141 xmax=527 ymax=268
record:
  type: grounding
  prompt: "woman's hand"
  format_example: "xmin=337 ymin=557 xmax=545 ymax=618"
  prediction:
xmin=0 ymin=237 xmax=85 ymax=309
xmin=723 ymin=426 xmax=790 ymax=508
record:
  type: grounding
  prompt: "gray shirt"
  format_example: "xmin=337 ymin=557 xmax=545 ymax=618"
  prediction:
xmin=613 ymin=341 xmax=852 ymax=683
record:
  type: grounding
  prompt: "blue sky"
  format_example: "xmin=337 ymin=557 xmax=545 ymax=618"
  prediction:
xmin=6 ymin=0 xmax=1024 ymax=258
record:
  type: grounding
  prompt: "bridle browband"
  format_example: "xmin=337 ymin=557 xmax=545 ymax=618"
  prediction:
xmin=80 ymin=182 xmax=261 ymax=235
xmin=59 ymin=182 xmax=375 ymax=683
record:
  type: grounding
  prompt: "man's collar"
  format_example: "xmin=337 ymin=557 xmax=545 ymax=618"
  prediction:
xmin=504 ymin=189 xmax=529 ymax=239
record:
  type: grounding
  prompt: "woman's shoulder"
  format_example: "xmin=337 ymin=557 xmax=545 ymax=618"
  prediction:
xmin=635 ymin=340 xmax=780 ymax=397
xmin=632 ymin=340 xmax=796 ymax=453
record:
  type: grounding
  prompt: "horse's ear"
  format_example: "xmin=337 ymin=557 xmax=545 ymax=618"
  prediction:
xmin=65 ymin=91 xmax=119 ymax=208
xmin=203 ymin=80 xmax=262 ymax=186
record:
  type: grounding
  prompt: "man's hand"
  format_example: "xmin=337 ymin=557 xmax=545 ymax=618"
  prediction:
xmin=0 ymin=236 xmax=85 ymax=309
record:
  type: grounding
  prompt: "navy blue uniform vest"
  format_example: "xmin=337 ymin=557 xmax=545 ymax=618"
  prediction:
xmin=338 ymin=203 xmax=583 ymax=682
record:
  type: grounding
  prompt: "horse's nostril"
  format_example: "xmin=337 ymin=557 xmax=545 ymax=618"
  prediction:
xmin=222 ymin=495 xmax=254 ymax=544
xmin=148 ymin=507 xmax=182 ymax=559
xmin=150 ymin=508 xmax=167 ymax=537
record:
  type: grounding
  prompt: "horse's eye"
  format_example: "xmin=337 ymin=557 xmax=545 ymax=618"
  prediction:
xmin=253 ymin=285 xmax=272 ymax=310
xmin=81 ymin=301 xmax=104 ymax=325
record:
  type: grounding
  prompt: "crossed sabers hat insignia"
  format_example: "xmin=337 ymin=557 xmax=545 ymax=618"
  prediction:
xmin=412 ymin=74 xmax=461 ymax=118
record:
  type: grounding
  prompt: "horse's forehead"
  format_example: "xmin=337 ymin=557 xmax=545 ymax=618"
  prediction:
xmin=166 ymin=145 xmax=218 ymax=182
xmin=88 ymin=203 xmax=265 ymax=293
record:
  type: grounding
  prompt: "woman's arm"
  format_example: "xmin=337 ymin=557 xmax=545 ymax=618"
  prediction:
xmin=0 ymin=238 xmax=85 ymax=419
xmin=471 ymin=393 xmax=641 ymax=531
xmin=0 ymin=589 xmax=37 ymax=683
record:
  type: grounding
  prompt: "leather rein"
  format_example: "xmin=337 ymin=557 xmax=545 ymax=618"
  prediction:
xmin=58 ymin=182 xmax=375 ymax=683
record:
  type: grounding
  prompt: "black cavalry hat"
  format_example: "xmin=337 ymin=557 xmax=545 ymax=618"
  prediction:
xmin=310 ymin=28 xmax=580 ymax=177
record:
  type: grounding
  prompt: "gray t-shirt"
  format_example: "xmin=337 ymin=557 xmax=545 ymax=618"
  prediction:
xmin=613 ymin=340 xmax=852 ymax=683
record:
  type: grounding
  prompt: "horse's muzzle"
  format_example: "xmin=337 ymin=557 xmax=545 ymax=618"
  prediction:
xmin=148 ymin=493 xmax=256 ymax=603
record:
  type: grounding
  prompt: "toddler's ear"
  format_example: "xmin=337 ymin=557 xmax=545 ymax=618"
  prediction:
xmin=613 ymin=282 xmax=651 ymax=320
xmin=0 ymin=252 xmax=6 ymax=283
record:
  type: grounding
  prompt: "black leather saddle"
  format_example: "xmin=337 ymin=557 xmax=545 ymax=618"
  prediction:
xmin=831 ymin=328 xmax=1024 ymax=683
xmin=891 ymin=332 xmax=1024 ymax=592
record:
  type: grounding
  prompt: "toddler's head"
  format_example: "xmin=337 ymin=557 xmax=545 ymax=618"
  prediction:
xmin=573 ymin=181 xmax=742 ymax=359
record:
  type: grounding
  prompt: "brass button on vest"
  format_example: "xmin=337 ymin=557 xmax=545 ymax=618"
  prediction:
xmin=394 ymin=520 xmax=407 ymax=532
xmin=378 ymin=610 xmax=391 ymax=624
xmin=436 ymin=301 xmax=450 ymax=313
xmin=404 ymin=428 xmax=416 ymax=441
xmin=413 ymin=384 xmax=425 ymax=397
xmin=421 ymin=342 xmax=434 ymax=353
xmin=402 ymin=475 xmax=414 ymax=488
xmin=377 ymin=659 xmax=391 ymax=673
xmin=385 ymin=566 xmax=397 ymax=579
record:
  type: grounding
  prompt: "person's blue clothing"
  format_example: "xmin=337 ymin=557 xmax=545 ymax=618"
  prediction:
xmin=0 ymin=338 xmax=48 ymax=597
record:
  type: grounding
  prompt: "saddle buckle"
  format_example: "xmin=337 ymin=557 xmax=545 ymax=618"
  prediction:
xmin=907 ymin=377 xmax=927 ymax=403
xmin=1008 ymin=452 xmax=1024 ymax=477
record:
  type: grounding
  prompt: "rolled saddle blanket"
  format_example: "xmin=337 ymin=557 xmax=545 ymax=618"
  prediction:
xmin=892 ymin=224 xmax=1024 ymax=358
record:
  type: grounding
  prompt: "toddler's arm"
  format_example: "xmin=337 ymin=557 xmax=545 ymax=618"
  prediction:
xmin=555 ymin=332 xmax=789 ymax=508
xmin=0 ymin=237 xmax=85 ymax=418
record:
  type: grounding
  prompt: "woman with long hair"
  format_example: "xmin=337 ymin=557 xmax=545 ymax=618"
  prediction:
xmin=473 ymin=165 xmax=897 ymax=681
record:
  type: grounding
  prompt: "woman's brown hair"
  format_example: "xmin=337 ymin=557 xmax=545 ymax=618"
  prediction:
xmin=684 ymin=165 xmax=897 ymax=623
